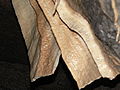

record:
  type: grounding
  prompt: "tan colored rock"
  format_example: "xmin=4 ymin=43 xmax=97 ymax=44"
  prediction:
xmin=37 ymin=0 xmax=101 ymax=88
xmin=29 ymin=0 xmax=61 ymax=80
xmin=12 ymin=0 xmax=120 ymax=89
xmin=12 ymin=0 xmax=41 ymax=79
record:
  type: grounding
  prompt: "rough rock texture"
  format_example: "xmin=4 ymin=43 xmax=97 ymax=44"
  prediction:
xmin=33 ymin=0 xmax=120 ymax=89
xmin=35 ymin=0 xmax=120 ymax=89
xmin=79 ymin=0 xmax=120 ymax=58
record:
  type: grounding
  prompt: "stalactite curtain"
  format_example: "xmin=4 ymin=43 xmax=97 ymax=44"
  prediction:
xmin=12 ymin=0 xmax=120 ymax=89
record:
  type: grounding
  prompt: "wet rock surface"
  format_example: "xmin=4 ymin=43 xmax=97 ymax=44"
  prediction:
xmin=80 ymin=0 xmax=120 ymax=58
